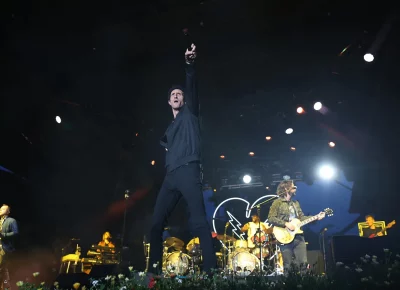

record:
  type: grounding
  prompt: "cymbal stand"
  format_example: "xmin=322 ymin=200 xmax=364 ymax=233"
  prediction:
xmin=143 ymin=236 xmax=150 ymax=272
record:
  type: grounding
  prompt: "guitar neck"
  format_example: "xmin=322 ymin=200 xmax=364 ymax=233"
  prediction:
xmin=299 ymin=215 xmax=319 ymax=227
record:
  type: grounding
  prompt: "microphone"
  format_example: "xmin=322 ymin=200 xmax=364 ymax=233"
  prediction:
xmin=320 ymin=228 xmax=328 ymax=234
xmin=182 ymin=28 xmax=193 ymax=51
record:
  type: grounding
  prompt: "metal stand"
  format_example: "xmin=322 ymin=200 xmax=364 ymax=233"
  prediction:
xmin=250 ymin=195 xmax=279 ymax=275
xmin=121 ymin=190 xmax=130 ymax=250
xmin=320 ymin=230 xmax=327 ymax=274
xmin=143 ymin=236 xmax=150 ymax=272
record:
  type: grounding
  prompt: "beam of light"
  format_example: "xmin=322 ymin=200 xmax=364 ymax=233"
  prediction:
xmin=364 ymin=53 xmax=374 ymax=62
xmin=318 ymin=165 xmax=336 ymax=180
xmin=338 ymin=44 xmax=352 ymax=56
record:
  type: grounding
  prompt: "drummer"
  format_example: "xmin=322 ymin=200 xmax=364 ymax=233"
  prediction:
xmin=240 ymin=214 xmax=270 ymax=249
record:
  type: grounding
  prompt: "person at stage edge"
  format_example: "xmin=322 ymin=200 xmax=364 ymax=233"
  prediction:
xmin=149 ymin=44 xmax=216 ymax=274
xmin=0 ymin=204 xmax=19 ymax=290
xmin=268 ymin=180 xmax=325 ymax=272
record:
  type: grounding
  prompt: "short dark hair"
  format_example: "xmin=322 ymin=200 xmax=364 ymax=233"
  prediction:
xmin=365 ymin=214 xmax=375 ymax=220
xmin=167 ymin=85 xmax=185 ymax=100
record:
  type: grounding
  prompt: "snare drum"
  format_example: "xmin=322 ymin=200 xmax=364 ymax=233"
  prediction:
xmin=234 ymin=239 xmax=248 ymax=249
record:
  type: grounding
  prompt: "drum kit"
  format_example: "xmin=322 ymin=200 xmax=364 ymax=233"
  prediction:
xmin=143 ymin=230 xmax=284 ymax=277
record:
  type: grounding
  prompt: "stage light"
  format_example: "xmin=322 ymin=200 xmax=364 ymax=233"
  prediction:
xmin=248 ymin=152 xmax=255 ymax=156
xmin=329 ymin=142 xmax=335 ymax=148
xmin=135 ymin=133 xmax=139 ymax=137
xmin=151 ymin=160 xmax=155 ymax=165
xmin=285 ymin=128 xmax=293 ymax=134
xmin=266 ymin=186 xmax=270 ymax=190
xmin=318 ymin=165 xmax=336 ymax=180
xmin=314 ymin=102 xmax=322 ymax=111
xmin=297 ymin=107 xmax=304 ymax=114
xmin=220 ymin=155 xmax=225 ymax=159
xmin=290 ymin=147 xmax=296 ymax=151
xmin=55 ymin=116 xmax=61 ymax=123
xmin=265 ymin=136 xmax=272 ymax=141
xmin=243 ymin=175 xmax=252 ymax=184
xmin=364 ymin=53 xmax=374 ymax=62
xmin=213 ymin=189 xmax=217 ymax=192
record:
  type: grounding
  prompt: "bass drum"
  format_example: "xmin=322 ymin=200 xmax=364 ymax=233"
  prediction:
xmin=164 ymin=252 xmax=191 ymax=275
xmin=230 ymin=251 xmax=260 ymax=276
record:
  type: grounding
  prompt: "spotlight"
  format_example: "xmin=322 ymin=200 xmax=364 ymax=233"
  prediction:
xmin=328 ymin=142 xmax=335 ymax=148
xmin=265 ymin=136 xmax=272 ymax=141
xmin=213 ymin=189 xmax=217 ymax=192
xmin=151 ymin=160 xmax=156 ymax=165
xmin=243 ymin=175 xmax=252 ymax=184
xmin=55 ymin=116 xmax=61 ymax=124
xmin=296 ymin=107 xmax=304 ymax=114
xmin=364 ymin=53 xmax=374 ymax=62
xmin=285 ymin=128 xmax=293 ymax=134
xmin=290 ymin=147 xmax=296 ymax=151
xmin=220 ymin=155 xmax=225 ymax=159
xmin=314 ymin=102 xmax=322 ymax=111
xmin=318 ymin=165 xmax=336 ymax=180
xmin=249 ymin=152 xmax=255 ymax=156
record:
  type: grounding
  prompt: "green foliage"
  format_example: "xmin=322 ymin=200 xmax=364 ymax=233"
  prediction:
xmin=14 ymin=249 xmax=400 ymax=290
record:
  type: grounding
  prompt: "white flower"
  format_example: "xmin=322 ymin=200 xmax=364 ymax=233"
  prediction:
xmin=361 ymin=277 xmax=368 ymax=282
xmin=128 ymin=266 xmax=133 ymax=271
xmin=125 ymin=277 xmax=129 ymax=281
xmin=396 ymin=254 xmax=400 ymax=258
xmin=344 ymin=266 xmax=350 ymax=270
xmin=360 ymin=257 xmax=367 ymax=263
xmin=372 ymin=259 xmax=379 ymax=265
xmin=153 ymin=263 xmax=158 ymax=268
xmin=92 ymin=280 xmax=99 ymax=286
xmin=33 ymin=272 xmax=40 ymax=277
xmin=365 ymin=254 xmax=370 ymax=259
xmin=105 ymin=275 xmax=112 ymax=280
xmin=383 ymin=248 xmax=389 ymax=253
xmin=138 ymin=272 xmax=145 ymax=277
xmin=177 ymin=279 xmax=182 ymax=283
xmin=223 ymin=276 xmax=227 ymax=279
xmin=388 ymin=268 xmax=392 ymax=271
xmin=16 ymin=281 xmax=24 ymax=287
xmin=336 ymin=262 xmax=344 ymax=266
xmin=372 ymin=255 xmax=377 ymax=259
xmin=118 ymin=274 xmax=125 ymax=279
xmin=355 ymin=267 xmax=363 ymax=273
xmin=384 ymin=281 xmax=390 ymax=285
xmin=297 ymin=285 xmax=303 ymax=288
xmin=120 ymin=287 xmax=127 ymax=290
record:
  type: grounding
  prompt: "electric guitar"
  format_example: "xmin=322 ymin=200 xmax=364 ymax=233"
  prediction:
xmin=273 ymin=208 xmax=334 ymax=244
xmin=368 ymin=220 xmax=396 ymax=238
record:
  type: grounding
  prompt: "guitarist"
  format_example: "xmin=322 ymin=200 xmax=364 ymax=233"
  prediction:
xmin=0 ymin=204 xmax=19 ymax=290
xmin=268 ymin=180 xmax=325 ymax=272
xmin=362 ymin=215 xmax=395 ymax=238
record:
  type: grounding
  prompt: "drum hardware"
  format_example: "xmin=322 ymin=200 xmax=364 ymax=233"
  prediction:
xmin=143 ymin=235 xmax=150 ymax=272
xmin=164 ymin=237 xmax=185 ymax=250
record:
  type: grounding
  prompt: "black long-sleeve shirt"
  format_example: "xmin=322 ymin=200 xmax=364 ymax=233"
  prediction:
xmin=160 ymin=63 xmax=201 ymax=172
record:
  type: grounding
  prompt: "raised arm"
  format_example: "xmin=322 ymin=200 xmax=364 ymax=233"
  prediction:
xmin=184 ymin=44 xmax=199 ymax=117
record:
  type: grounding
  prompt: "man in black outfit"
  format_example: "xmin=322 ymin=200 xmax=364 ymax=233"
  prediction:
xmin=0 ymin=204 xmax=19 ymax=290
xmin=149 ymin=44 xmax=216 ymax=274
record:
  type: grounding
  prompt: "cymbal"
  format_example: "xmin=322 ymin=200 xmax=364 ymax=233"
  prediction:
xmin=164 ymin=237 xmax=184 ymax=248
xmin=215 ymin=234 xmax=236 ymax=241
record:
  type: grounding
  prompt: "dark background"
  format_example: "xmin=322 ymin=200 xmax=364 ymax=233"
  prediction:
xmin=1 ymin=0 xmax=399 ymax=275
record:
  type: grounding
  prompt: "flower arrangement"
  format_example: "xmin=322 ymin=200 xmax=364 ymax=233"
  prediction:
xmin=14 ymin=249 xmax=399 ymax=290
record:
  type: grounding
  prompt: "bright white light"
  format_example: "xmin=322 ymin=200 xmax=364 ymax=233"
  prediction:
xmin=318 ymin=165 xmax=336 ymax=180
xmin=297 ymin=107 xmax=304 ymax=114
xmin=314 ymin=102 xmax=322 ymax=111
xmin=329 ymin=142 xmax=335 ymax=148
xmin=285 ymin=128 xmax=293 ymax=134
xmin=243 ymin=174 xmax=252 ymax=184
xmin=364 ymin=53 xmax=374 ymax=62
xmin=55 ymin=116 xmax=61 ymax=123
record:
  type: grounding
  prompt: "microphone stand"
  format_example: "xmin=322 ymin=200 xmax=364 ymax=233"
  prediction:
xmin=250 ymin=195 xmax=279 ymax=275
xmin=320 ymin=228 xmax=327 ymax=274
xmin=121 ymin=191 xmax=130 ymax=251
xmin=223 ymin=224 xmax=229 ymax=269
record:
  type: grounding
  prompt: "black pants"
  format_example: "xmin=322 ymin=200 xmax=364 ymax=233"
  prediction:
xmin=0 ymin=252 xmax=11 ymax=290
xmin=280 ymin=235 xmax=308 ymax=271
xmin=149 ymin=162 xmax=216 ymax=273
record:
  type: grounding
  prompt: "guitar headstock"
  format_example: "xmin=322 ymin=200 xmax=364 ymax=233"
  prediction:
xmin=387 ymin=220 xmax=396 ymax=228
xmin=324 ymin=208 xmax=334 ymax=217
